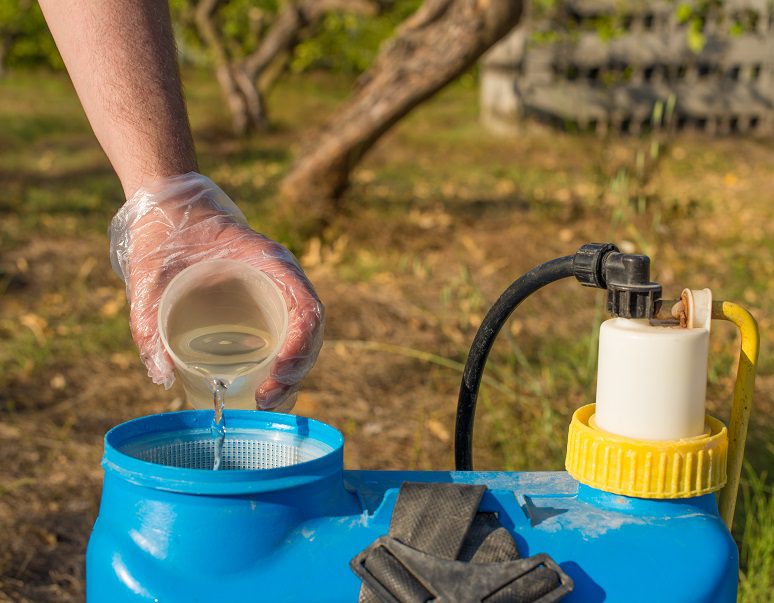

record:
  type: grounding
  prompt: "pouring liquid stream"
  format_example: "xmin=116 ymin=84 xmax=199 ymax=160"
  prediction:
xmin=170 ymin=324 xmax=273 ymax=470
xmin=210 ymin=380 xmax=227 ymax=471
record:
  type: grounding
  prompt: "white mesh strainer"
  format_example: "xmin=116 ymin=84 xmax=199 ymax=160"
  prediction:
xmin=119 ymin=428 xmax=333 ymax=470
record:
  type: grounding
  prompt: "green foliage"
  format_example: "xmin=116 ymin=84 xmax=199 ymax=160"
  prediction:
xmin=2 ymin=0 xmax=415 ymax=75
xmin=168 ymin=0 xmax=200 ymax=63
xmin=218 ymin=0 xmax=279 ymax=56
xmin=0 ymin=0 xmax=62 ymax=71
xmin=291 ymin=0 xmax=422 ymax=74
xmin=171 ymin=0 xmax=420 ymax=75
xmin=686 ymin=19 xmax=705 ymax=53
xmin=676 ymin=1 xmax=716 ymax=53
xmin=737 ymin=463 xmax=774 ymax=602
xmin=169 ymin=0 xmax=282 ymax=66
xmin=170 ymin=0 xmax=424 ymax=75
xmin=530 ymin=0 xmax=760 ymax=54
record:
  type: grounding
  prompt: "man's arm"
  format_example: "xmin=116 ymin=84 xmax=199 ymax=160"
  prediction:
xmin=39 ymin=0 xmax=197 ymax=197
xmin=39 ymin=1 xmax=325 ymax=408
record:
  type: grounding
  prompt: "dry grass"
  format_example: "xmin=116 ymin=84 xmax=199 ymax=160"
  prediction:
xmin=0 ymin=69 xmax=771 ymax=601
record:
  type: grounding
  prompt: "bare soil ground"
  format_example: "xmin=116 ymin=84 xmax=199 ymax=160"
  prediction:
xmin=0 ymin=71 xmax=771 ymax=601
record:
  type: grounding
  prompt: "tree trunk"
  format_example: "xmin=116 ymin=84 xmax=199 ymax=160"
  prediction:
xmin=195 ymin=0 xmax=267 ymax=134
xmin=279 ymin=0 xmax=524 ymax=217
xmin=195 ymin=0 xmax=378 ymax=135
xmin=241 ymin=0 xmax=379 ymax=124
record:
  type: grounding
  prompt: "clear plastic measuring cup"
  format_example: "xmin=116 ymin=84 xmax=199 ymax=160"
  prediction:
xmin=158 ymin=259 xmax=288 ymax=409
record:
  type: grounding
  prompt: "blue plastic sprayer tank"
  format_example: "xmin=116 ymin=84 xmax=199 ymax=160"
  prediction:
xmin=86 ymin=409 xmax=738 ymax=602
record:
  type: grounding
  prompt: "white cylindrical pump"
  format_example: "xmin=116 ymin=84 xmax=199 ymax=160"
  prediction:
xmin=594 ymin=317 xmax=709 ymax=441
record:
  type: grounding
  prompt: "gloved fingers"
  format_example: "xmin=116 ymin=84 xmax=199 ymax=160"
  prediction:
xmin=224 ymin=231 xmax=324 ymax=411
xmin=128 ymin=290 xmax=175 ymax=388
xmin=254 ymin=273 xmax=324 ymax=410
xmin=123 ymin=223 xmax=183 ymax=388
xmin=268 ymin=387 xmax=299 ymax=413
xmin=257 ymin=381 xmax=300 ymax=411
xmin=255 ymin=294 xmax=324 ymax=409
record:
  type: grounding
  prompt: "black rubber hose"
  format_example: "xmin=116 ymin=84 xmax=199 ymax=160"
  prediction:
xmin=455 ymin=255 xmax=576 ymax=471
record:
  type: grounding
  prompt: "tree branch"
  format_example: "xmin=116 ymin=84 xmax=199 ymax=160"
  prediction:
xmin=243 ymin=0 xmax=379 ymax=81
xmin=194 ymin=0 xmax=266 ymax=133
xmin=279 ymin=0 xmax=524 ymax=215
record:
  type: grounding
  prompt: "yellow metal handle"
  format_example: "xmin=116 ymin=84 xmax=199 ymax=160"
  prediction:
xmin=712 ymin=301 xmax=760 ymax=529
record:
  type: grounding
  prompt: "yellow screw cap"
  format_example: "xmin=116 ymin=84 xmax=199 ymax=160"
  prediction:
xmin=565 ymin=404 xmax=727 ymax=499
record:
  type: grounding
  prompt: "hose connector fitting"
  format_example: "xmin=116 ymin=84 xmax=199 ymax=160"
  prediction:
xmin=572 ymin=243 xmax=662 ymax=319
xmin=573 ymin=243 xmax=619 ymax=288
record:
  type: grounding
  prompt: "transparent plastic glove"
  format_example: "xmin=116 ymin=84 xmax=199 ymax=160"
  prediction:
xmin=109 ymin=172 xmax=324 ymax=410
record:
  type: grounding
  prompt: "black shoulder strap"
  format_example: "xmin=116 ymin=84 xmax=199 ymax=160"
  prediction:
xmin=351 ymin=482 xmax=573 ymax=603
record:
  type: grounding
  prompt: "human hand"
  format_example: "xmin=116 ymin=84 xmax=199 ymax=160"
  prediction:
xmin=109 ymin=172 xmax=324 ymax=410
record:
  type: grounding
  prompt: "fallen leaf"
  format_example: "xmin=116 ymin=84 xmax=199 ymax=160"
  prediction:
xmin=19 ymin=313 xmax=47 ymax=344
xmin=363 ymin=422 xmax=383 ymax=436
xmin=459 ymin=234 xmax=484 ymax=261
xmin=301 ymin=238 xmax=322 ymax=267
xmin=100 ymin=296 xmax=124 ymax=317
xmin=167 ymin=397 xmax=184 ymax=411
xmin=426 ymin=418 xmax=450 ymax=443
xmin=480 ymin=258 xmax=509 ymax=278
xmin=0 ymin=423 xmax=21 ymax=439
xmin=110 ymin=353 xmax=132 ymax=369
xmin=618 ymin=240 xmax=636 ymax=253
xmin=510 ymin=319 xmax=524 ymax=336
xmin=355 ymin=169 xmax=376 ymax=184
xmin=50 ymin=374 xmax=66 ymax=390
xmin=494 ymin=179 xmax=516 ymax=195
xmin=77 ymin=257 xmax=97 ymax=281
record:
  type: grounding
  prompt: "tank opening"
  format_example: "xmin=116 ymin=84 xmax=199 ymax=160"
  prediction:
xmin=118 ymin=427 xmax=333 ymax=470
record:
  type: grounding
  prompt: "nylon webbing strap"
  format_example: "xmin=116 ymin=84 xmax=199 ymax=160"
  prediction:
xmin=352 ymin=482 xmax=573 ymax=603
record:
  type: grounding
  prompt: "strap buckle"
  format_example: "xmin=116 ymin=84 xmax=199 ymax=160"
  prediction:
xmin=351 ymin=536 xmax=574 ymax=603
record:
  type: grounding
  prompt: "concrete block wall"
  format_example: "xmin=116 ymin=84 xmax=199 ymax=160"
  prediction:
xmin=481 ymin=0 xmax=773 ymax=135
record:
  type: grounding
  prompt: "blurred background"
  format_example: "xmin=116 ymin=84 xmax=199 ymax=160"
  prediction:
xmin=0 ymin=0 xmax=771 ymax=601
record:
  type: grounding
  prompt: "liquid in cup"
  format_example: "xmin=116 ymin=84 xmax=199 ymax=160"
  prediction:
xmin=169 ymin=324 xmax=274 ymax=382
xmin=158 ymin=259 xmax=288 ymax=410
